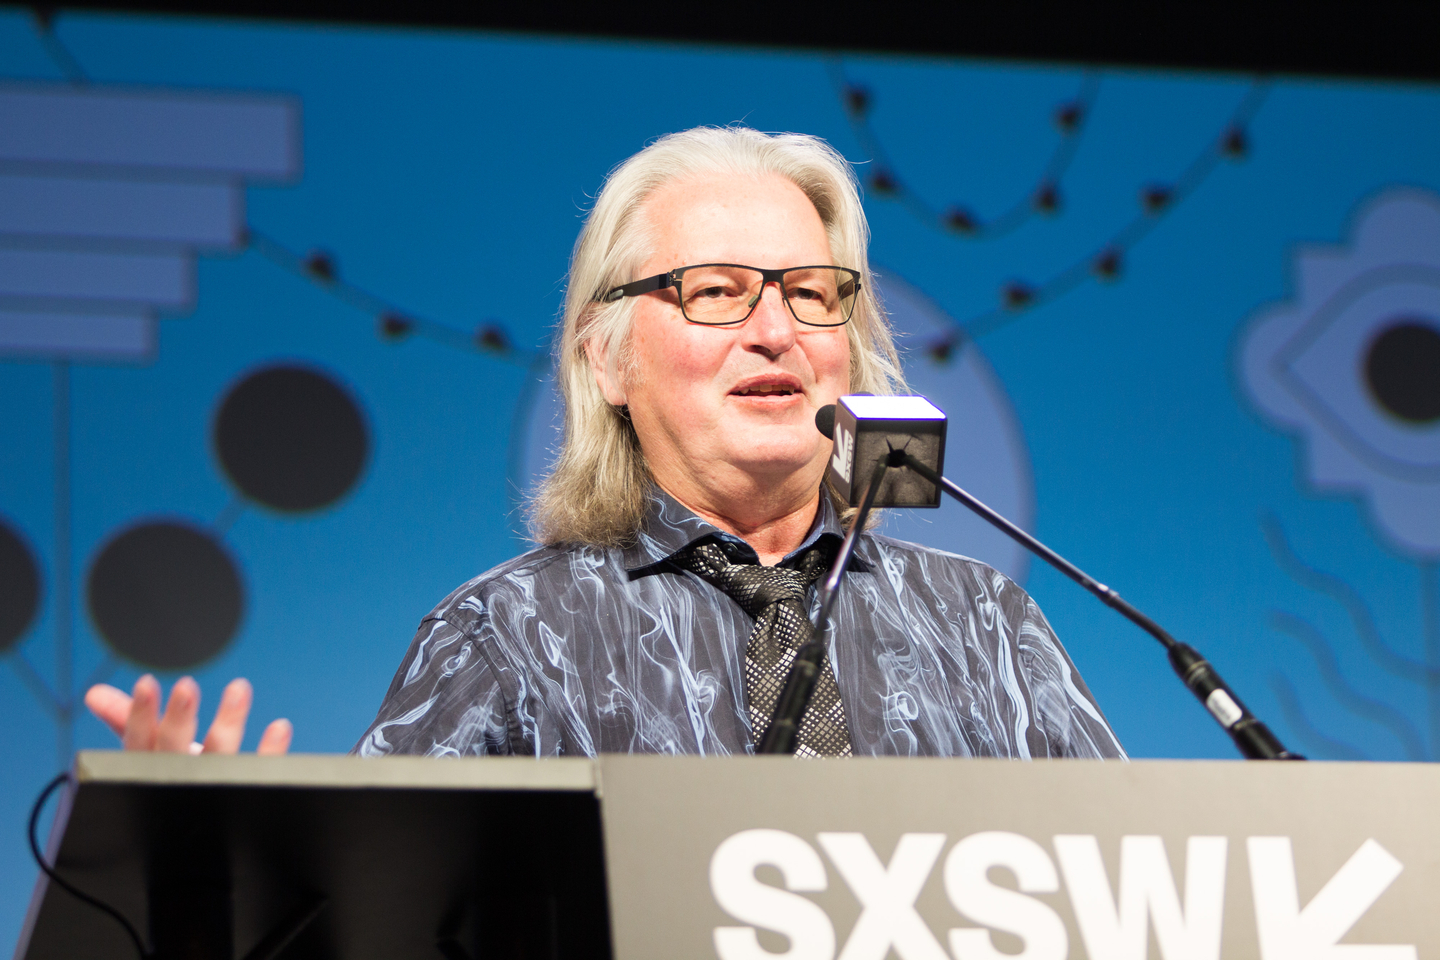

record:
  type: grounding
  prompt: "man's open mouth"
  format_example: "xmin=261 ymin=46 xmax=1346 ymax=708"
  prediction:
xmin=733 ymin=384 xmax=797 ymax=397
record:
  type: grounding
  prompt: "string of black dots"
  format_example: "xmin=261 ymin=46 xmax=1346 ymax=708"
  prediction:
xmin=29 ymin=16 xmax=1263 ymax=389
xmin=828 ymin=57 xmax=1100 ymax=241
xmin=11 ymin=16 xmax=548 ymax=719
xmin=830 ymin=54 xmax=1267 ymax=361
xmin=244 ymin=230 xmax=547 ymax=367
xmin=924 ymin=78 xmax=1268 ymax=360
xmin=26 ymin=13 xmax=544 ymax=371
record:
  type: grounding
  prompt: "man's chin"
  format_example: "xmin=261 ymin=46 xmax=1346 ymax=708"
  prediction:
xmin=723 ymin=442 xmax=827 ymax=485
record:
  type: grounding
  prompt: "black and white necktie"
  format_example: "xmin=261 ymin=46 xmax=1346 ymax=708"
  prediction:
xmin=677 ymin=540 xmax=853 ymax=757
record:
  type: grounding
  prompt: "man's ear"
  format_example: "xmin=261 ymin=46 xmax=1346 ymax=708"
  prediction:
xmin=584 ymin=334 xmax=628 ymax=407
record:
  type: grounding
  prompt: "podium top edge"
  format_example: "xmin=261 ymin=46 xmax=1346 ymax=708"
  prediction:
xmin=73 ymin=751 xmax=599 ymax=792
xmin=69 ymin=752 xmax=1428 ymax=793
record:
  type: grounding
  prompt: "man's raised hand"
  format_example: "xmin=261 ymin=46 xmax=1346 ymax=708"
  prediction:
xmin=84 ymin=675 xmax=292 ymax=754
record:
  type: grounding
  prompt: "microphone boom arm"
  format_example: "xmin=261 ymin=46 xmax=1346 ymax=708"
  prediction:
xmin=896 ymin=452 xmax=1301 ymax=761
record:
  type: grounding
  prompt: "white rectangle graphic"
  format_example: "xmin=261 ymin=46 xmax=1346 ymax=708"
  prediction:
xmin=0 ymin=84 xmax=300 ymax=178
xmin=0 ymin=174 xmax=241 ymax=247
xmin=0 ymin=248 xmax=193 ymax=306
xmin=0 ymin=309 xmax=156 ymax=360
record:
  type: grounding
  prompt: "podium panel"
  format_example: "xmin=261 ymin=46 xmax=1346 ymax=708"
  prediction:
xmin=17 ymin=753 xmax=1440 ymax=959
xmin=597 ymin=756 xmax=1440 ymax=959
xmin=17 ymin=753 xmax=608 ymax=960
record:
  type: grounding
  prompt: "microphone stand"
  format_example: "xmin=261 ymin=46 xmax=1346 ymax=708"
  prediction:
xmin=758 ymin=446 xmax=1302 ymax=760
xmin=757 ymin=450 xmax=905 ymax=754
xmin=897 ymin=452 xmax=1301 ymax=761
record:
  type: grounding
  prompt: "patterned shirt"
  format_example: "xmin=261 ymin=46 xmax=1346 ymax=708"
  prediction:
xmin=356 ymin=490 xmax=1125 ymax=759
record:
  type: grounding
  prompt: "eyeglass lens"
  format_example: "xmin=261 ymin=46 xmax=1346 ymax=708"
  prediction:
xmin=678 ymin=266 xmax=857 ymax=326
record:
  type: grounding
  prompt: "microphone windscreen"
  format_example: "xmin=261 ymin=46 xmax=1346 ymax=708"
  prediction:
xmin=815 ymin=404 xmax=836 ymax=440
xmin=827 ymin=394 xmax=947 ymax=508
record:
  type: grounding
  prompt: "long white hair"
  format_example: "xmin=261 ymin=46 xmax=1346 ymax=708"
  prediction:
xmin=532 ymin=126 xmax=905 ymax=546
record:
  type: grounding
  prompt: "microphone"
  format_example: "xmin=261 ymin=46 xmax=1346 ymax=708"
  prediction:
xmin=814 ymin=403 xmax=836 ymax=440
xmin=813 ymin=389 xmax=871 ymax=440
xmin=794 ymin=395 xmax=1302 ymax=761
xmin=816 ymin=395 xmax=946 ymax=507
xmin=762 ymin=395 xmax=935 ymax=753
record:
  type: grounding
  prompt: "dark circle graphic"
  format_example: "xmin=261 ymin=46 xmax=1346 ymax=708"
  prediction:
xmin=87 ymin=521 xmax=243 ymax=670
xmin=1364 ymin=320 xmax=1440 ymax=424
xmin=214 ymin=364 xmax=368 ymax=512
xmin=0 ymin=520 xmax=41 ymax=653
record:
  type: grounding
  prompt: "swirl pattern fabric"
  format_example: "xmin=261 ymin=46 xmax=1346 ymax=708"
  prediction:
xmin=675 ymin=539 xmax=851 ymax=757
xmin=356 ymin=491 xmax=1126 ymax=760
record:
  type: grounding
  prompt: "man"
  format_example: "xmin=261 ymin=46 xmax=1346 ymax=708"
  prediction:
xmin=88 ymin=126 xmax=1123 ymax=760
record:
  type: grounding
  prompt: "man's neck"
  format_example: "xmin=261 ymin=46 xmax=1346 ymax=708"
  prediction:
xmin=664 ymin=485 xmax=821 ymax=566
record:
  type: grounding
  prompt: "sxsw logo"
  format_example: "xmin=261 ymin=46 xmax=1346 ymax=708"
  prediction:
xmin=709 ymin=829 xmax=1413 ymax=960
xmin=831 ymin=425 xmax=854 ymax=484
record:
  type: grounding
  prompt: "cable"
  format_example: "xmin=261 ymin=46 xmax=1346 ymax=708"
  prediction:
xmin=1268 ymin=611 xmax=1428 ymax=761
xmin=28 ymin=772 xmax=151 ymax=959
xmin=1262 ymin=512 xmax=1438 ymax=682
xmin=29 ymin=8 xmax=89 ymax=85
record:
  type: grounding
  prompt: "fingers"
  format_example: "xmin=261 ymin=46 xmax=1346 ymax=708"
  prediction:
xmin=122 ymin=674 xmax=163 ymax=751
xmin=84 ymin=683 xmax=133 ymax=739
xmin=201 ymin=678 xmax=253 ymax=755
xmin=154 ymin=676 xmax=201 ymax=753
xmin=100 ymin=674 xmax=289 ymax=755
xmin=257 ymin=718 xmax=293 ymax=756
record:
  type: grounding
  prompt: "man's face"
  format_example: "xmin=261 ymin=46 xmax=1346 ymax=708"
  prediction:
xmin=592 ymin=172 xmax=851 ymax=508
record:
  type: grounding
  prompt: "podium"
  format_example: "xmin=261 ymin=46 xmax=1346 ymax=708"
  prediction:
xmin=17 ymin=752 xmax=1440 ymax=959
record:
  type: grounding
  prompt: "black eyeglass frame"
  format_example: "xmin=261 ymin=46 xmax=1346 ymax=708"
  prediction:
xmin=600 ymin=263 xmax=863 ymax=327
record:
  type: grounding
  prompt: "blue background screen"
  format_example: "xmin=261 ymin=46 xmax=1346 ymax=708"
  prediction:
xmin=2 ymin=9 xmax=1439 ymax=946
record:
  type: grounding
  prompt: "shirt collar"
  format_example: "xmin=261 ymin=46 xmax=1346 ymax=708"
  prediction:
xmin=623 ymin=487 xmax=868 ymax=579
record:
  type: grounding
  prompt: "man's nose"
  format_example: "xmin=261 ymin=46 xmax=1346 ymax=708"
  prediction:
xmin=743 ymin=282 xmax=798 ymax=356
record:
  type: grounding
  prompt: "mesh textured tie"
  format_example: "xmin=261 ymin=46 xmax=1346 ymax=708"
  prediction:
xmin=677 ymin=540 xmax=853 ymax=758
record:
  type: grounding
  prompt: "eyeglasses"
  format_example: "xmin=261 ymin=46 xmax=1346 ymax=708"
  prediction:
xmin=601 ymin=264 xmax=862 ymax=327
